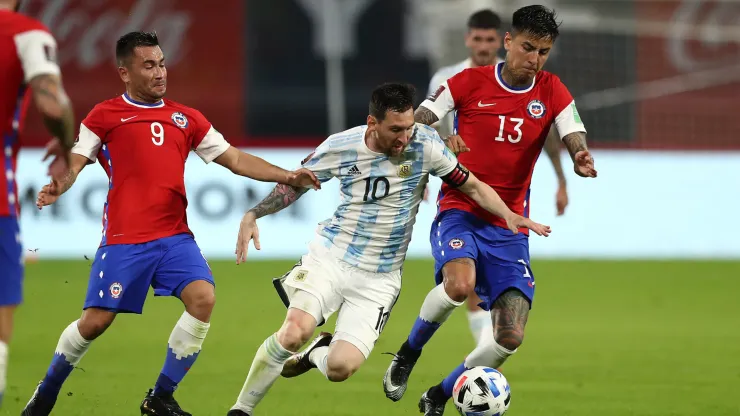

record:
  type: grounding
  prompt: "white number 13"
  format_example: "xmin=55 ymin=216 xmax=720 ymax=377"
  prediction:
xmin=495 ymin=116 xmax=524 ymax=143
xmin=151 ymin=122 xmax=164 ymax=146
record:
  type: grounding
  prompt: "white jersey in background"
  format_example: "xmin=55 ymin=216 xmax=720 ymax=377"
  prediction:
xmin=427 ymin=57 xmax=504 ymax=138
xmin=300 ymin=123 xmax=461 ymax=273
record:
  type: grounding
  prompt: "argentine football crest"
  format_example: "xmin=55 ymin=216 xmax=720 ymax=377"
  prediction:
xmin=397 ymin=162 xmax=412 ymax=178
xmin=109 ymin=282 xmax=123 ymax=299
xmin=171 ymin=112 xmax=189 ymax=128
xmin=526 ymin=100 xmax=546 ymax=119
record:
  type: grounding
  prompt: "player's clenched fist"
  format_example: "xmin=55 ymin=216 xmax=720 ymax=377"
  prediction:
xmin=504 ymin=213 xmax=551 ymax=237
xmin=235 ymin=211 xmax=261 ymax=265
xmin=286 ymin=168 xmax=321 ymax=190
xmin=444 ymin=135 xmax=470 ymax=154
xmin=36 ymin=180 xmax=62 ymax=209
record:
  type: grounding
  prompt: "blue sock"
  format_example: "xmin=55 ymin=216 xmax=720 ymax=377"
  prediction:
xmin=407 ymin=317 xmax=442 ymax=350
xmin=441 ymin=362 xmax=468 ymax=398
xmin=39 ymin=353 xmax=75 ymax=399
xmin=153 ymin=312 xmax=209 ymax=396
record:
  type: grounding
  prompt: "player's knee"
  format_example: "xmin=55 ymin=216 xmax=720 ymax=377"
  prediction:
xmin=278 ymin=315 xmax=315 ymax=352
xmin=78 ymin=308 xmax=116 ymax=340
xmin=494 ymin=327 xmax=525 ymax=351
xmin=443 ymin=274 xmax=475 ymax=302
xmin=325 ymin=359 xmax=358 ymax=382
xmin=187 ymin=290 xmax=216 ymax=320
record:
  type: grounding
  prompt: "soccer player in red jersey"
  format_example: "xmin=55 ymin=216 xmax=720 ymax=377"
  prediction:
xmin=22 ymin=32 xmax=319 ymax=416
xmin=0 ymin=0 xmax=76 ymax=408
xmin=383 ymin=6 xmax=597 ymax=414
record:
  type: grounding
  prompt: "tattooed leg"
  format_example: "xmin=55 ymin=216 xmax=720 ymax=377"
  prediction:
xmin=491 ymin=289 xmax=530 ymax=351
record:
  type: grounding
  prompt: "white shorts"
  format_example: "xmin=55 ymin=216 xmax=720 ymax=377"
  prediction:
xmin=282 ymin=240 xmax=402 ymax=358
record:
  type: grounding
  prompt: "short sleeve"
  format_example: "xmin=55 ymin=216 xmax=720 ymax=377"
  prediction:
xmin=13 ymin=30 xmax=61 ymax=82
xmin=428 ymin=131 xmax=458 ymax=178
xmin=72 ymin=107 xmax=106 ymax=162
xmin=299 ymin=142 xmax=338 ymax=183
xmin=550 ymin=77 xmax=587 ymax=139
xmin=189 ymin=110 xmax=230 ymax=163
xmin=419 ymin=69 xmax=472 ymax=122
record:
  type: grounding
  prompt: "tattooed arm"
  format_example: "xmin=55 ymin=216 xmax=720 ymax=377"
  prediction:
xmin=36 ymin=154 xmax=89 ymax=208
xmin=414 ymin=106 xmax=440 ymax=126
xmin=28 ymin=74 xmax=75 ymax=149
xmin=236 ymin=184 xmax=310 ymax=263
xmin=562 ymin=131 xmax=597 ymax=178
xmin=248 ymin=184 xmax=309 ymax=219
xmin=544 ymin=127 xmax=567 ymax=185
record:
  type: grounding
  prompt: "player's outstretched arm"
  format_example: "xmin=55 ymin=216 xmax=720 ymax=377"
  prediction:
xmin=544 ymin=127 xmax=569 ymax=215
xmin=414 ymin=106 xmax=440 ymax=126
xmin=562 ymin=132 xmax=597 ymax=178
xmin=459 ymin=172 xmax=551 ymax=237
xmin=29 ymin=74 xmax=75 ymax=149
xmin=213 ymin=147 xmax=321 ymax=190
xmin=36 ymin=153 xmax=89 ymax=209
xmin=235 ymin=184 xmax=309 ymax=264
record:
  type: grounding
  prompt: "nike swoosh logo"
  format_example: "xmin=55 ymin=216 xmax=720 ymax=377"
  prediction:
xmin=120 ymin=116 xmax=138 ymax=122
xmin=478 ymin=101 xmax=496 ymax=107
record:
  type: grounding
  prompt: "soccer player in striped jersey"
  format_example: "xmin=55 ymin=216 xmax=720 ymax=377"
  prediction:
xmin=226 ymin=83 xmax=550 ymax=416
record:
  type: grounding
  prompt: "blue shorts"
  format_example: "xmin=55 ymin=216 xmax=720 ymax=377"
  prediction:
xmin=0 ymin=216 xmax=23 ymax=306
xmin=84 ymin=233 xmax=214 ymax=314
xmin=431 ymin=209 xmax=535 ymax=311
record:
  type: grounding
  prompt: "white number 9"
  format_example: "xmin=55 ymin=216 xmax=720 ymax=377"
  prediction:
xmin=151 ymin=122 xmax=164 ymax=146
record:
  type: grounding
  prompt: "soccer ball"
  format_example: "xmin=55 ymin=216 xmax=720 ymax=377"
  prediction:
xmin=452 ymin=366 xmax=511 ymax=416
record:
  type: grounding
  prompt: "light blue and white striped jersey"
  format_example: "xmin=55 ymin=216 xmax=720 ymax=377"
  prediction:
xmin=301 ymin=123 xmax=459 ymax=273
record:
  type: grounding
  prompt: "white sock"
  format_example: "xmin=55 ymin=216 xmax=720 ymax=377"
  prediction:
xmin=419 ymin=284 xmax=464 ymax=323
xmin=57 ymin=320 xmax=91 ymax=365
xmin=464 ymin=338 xmax=516 ymax=369
xmin=168 ymin=311 xmax=210 ymax=359
xmin=309 ymin=346 xmax=330 ymax=379
xmin=467 ymin=310 xmax=492 ymax=346
xmin=231 ymin=333 xmax=293 ymax=414
xmin=0 ymin=341 xmax=7 ymax=399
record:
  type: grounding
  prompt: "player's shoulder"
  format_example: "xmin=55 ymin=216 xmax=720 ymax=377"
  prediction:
xmin=321 ymin=125 xmax=366 ymax=152
xmin=0 ymin=11 xmax=50 ymax=36
xmin=160 ymin=99 xmax=210 ymax=127
xmin=411 ymin=123 xmax=444 ymax=149
xmin=534 ymin=69 xmax=567 ymax=90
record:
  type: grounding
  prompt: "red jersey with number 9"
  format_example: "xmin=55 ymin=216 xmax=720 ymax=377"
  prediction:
xmin=71 ymin=93 xmax=230 ymax=246
xmin=421 ymin=62 xmax=586 ymax=234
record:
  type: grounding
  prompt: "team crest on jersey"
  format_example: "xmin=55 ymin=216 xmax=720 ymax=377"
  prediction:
xmin=449 ymin=238 xmax=465 ymax=249
xmin=526 ymin=100 xmax=546 ymax=119
xmin=171 ymin=112 xmax=189 ymax=128
xmin=109 ymin=282 xmax=123 ymax=299
xmin=397 ymin=162 xmax=412 ymax=178
xmin=293 ymin=270 xmax=308 ymax=282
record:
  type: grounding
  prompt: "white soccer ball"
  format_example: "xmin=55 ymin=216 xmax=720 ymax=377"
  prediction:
xmin=452 ymin=366 xmax=511 ymax=416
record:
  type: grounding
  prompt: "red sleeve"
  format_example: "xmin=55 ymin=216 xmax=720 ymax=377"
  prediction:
xmin=187 ymin=108 xmax=213 ymax=149
xmin=548 ymin=75 xmax=575 ymax=119
xmin=80 ymin=104 xmax=109 ymax=141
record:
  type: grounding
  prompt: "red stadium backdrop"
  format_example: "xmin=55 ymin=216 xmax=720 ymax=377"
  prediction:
xmin=635 ymin=0 xmax=740 ymax=150
xmin=18 ymin=0 xmax=245 ymax=146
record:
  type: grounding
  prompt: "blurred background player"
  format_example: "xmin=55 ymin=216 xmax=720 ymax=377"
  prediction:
xmin=0 ymin=0 xmax=75 ymax=408
xmin=426 ymin=8 xmax=570 ymax=348
xmin=21 ymin=31 xmax=319 ymax=416
xmin=226 ymin=83 xmax=549 ymax=416
xmin=383 ymin=6 xmax=597 ymax=414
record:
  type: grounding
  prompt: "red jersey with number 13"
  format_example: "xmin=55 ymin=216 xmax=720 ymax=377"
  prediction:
xmin=421 ymin=62 xmax=586 ymax=233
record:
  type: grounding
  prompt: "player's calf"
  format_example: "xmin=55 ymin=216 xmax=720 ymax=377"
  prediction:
xmin=324 ymin=339 xmax=366 ymax=382
xmin=491 ymin=289 xmax=530 ymax=351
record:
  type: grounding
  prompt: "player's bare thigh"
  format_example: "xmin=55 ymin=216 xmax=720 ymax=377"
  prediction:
xmin=324 ymin=339 xmax=366 ymax=382
xmin=441 ymin=258 xmax=477 ymax=302
xmin=0 ymin=306 xmax=16 ymax=343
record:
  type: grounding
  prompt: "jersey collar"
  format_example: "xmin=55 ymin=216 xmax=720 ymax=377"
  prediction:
xmin=122 ymin=93 xmax=165 ymax=108
xmin=494 ymin=62 xmax=535 ymax=94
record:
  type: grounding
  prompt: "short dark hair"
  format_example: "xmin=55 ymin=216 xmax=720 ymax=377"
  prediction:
xmin=116 ymin=31 xmax=159 ymax=66
xmin=467 ymin=9 xmax=502 ymax=31
xmin=511 ymin=5 xmax=561 ymax=41
xmin=369 ymin=83 xmax=416 ymax=121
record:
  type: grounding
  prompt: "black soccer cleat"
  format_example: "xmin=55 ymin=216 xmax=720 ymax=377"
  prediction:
xmin=281 ymin=332 xmax=332 ymax=378
xmin=226 ymin=410 xmax=250 ymax=416
xmin=382 ymin=340 xmax=422 ymax=401
xmin=140 ymin=389 xmax=191 ymax=416
xmin=21 ymin=382 xmax=56 ymax=416
xmin=418 ymin=386 xmax=448 ymax=416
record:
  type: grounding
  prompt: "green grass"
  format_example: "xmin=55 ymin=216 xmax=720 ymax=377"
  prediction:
xmin=3 ymin=260 xmax=740 ymax=415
